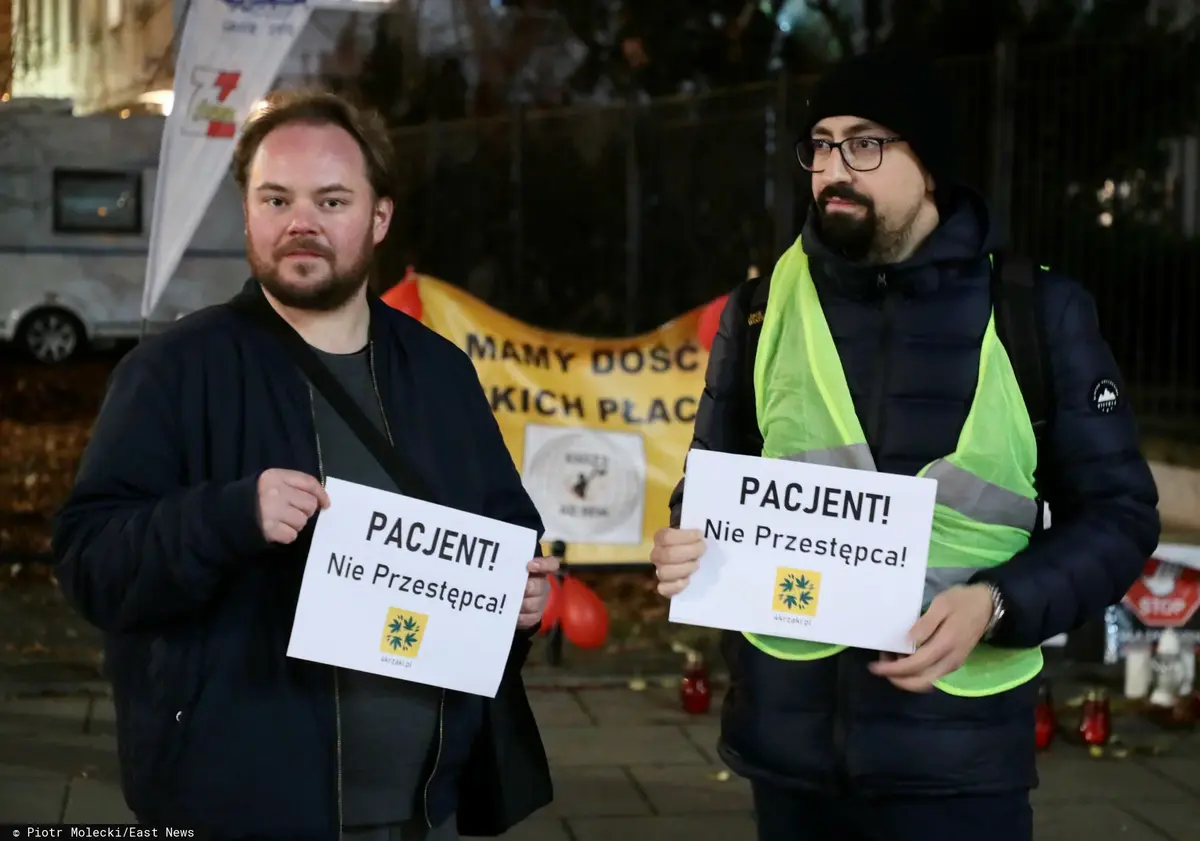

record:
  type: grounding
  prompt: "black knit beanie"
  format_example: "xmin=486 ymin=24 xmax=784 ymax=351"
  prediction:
xmin=802 ymin=46 xmax=958 ymax=205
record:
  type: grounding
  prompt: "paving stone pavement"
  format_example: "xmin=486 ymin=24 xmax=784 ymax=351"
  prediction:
xmin=1 ymin=686 xmax=1199 ymax=840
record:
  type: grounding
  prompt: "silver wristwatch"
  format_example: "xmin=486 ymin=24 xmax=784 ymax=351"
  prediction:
xmin=982 ymin=583 xmax=1006 ymax=641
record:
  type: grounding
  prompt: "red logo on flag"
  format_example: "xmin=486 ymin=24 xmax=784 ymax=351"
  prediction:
xmin=185 ymin=68 xmax=242 ymax=138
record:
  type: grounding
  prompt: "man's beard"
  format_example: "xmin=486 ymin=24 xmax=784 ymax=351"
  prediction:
xmin=813 ymin=184 xmax=879 ymax=262
xmin=250 ymin=235 xmax=374 ymax=312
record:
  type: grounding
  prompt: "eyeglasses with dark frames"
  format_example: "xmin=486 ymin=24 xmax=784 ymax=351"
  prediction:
xmin=795 ymin=136 xmax=904 ymax=173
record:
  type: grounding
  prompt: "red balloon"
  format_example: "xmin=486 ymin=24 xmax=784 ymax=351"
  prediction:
xmin=538 ymin=576 xmax=563 ymax=635
xmin=559 ymin=576 xmax=609 ymax=650
xmin=382 ymin=277 xmax=423 ymax=321
xmin=697 ymin=293 xmax=729 ymax=351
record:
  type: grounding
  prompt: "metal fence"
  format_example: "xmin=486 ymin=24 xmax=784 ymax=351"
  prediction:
xmin=385 ymin=37 xmax=1200 ymax=436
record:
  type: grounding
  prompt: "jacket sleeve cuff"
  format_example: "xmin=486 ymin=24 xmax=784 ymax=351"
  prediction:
xmin=967 ymin=568 xmax=1022 ymax=647
xmin=210 ymin=473 xmax=270 ymax=564
xmin=511 ymin=625 xmax=535 ymax=667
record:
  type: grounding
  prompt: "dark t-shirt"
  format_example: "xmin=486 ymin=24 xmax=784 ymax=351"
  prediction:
xmin=309 ymin=346 xmax=441 ymax=828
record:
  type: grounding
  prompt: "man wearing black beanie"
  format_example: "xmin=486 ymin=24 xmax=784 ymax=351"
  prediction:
xmin=653 ymin=46 xmax=1160 ymax=841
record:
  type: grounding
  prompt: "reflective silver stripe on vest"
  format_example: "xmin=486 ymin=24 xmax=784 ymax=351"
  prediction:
xmin=783 ymin=448 xmax=1036 ymax=531
xmin=922 ymin=567 xmax=979 ymax=610
xmin=782 ymin=446 xmax=1037 ymax=609
xmin=783 ymin=444 xmax=875 ymax=471
xmin=923 ymin=460 xmax=1038 ymax=531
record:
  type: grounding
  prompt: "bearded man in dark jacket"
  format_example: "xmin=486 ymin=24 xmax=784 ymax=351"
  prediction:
xmin=650 ymin=47 xmax=1160 ymax=841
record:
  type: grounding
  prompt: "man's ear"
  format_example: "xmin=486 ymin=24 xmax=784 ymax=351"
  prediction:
xmin=373 ymin=196 xmax=394 ymax=245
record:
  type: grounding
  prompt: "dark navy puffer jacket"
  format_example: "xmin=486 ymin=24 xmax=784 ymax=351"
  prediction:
xmin=670 ymin=187 xmax=1160 ymax=795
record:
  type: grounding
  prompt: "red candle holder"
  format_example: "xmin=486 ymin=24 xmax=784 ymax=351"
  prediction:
xmin=1078 ymin=688 xmax=1111 ymax=747
xmin=1035 ymin=681 xmax=1056 ymax=750
xmin=680 ymin=651 xmax=711 ymax=715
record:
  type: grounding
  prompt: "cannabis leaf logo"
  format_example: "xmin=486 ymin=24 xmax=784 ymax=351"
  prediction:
xmin=777 ymin=573 xmax=815 ymax=612
xmin=386 ymin=613 xmax=422 ymax=651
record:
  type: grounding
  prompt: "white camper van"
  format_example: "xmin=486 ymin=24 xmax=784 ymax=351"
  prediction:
xmin=0 ymin=98 xmax=248 ymax=363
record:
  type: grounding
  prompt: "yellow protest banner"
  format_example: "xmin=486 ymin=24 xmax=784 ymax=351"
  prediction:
xmin=401 ymin=274 xmax=712 ymax=565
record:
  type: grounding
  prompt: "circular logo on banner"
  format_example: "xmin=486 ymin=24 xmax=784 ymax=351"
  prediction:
xmin=525 ymin=431 xmax=644 ymax=542
xmin=1090 ymin=378 xmax=1120 ymax=414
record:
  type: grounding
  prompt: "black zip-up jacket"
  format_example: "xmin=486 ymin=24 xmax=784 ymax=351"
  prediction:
xmin=671 ymin=187 xmax=1160 ymax=795
xmin=52 ymin=280 xmax=547 ymax=839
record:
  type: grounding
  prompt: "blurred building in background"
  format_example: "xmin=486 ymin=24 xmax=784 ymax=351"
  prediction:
xmin=1 ymin=0 xmax=583 ymax=115
xmin=1 ymin=0 xmax=1197 ymax=433
xmin=0 ymin=0 xmax=10 ymax=100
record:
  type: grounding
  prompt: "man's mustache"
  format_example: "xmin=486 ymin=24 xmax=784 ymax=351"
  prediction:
xmin=818 ymin=185 xmax=872 ymax=210
xmin=275 ymin=238 xmax=334 ymax=260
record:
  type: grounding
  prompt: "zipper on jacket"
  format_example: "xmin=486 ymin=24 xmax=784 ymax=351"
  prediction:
xmin=366 ymin=343 xmax=446 ymax=829
xmin=422 ymin=695 xmax=447 ymax=828
xmin=866 ymin=272 xmax=897 ymax=462
xmin=834 ymin=272 xmax=895 ymax=788
xmin=309 ymin=385 xmax=343 ymax=841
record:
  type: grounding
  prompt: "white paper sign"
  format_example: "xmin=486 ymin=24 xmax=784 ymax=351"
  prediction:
xmin=287 ymin=477 xmax=538 ymax=697
xmin=668 ymin=449 xmax=937 ymax=654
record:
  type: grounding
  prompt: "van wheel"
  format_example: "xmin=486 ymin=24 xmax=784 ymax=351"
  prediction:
xmin=17 ymin=308 xmax=85 ymax=364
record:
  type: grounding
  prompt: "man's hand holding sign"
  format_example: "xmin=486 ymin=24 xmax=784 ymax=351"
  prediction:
xmin=256 ymin=468 xmax=332 ymax=544
xmin=286 ymin=477 xmax=542 ymax=697
xmin=867 ymin=583 xmax=997 ymax=692
xmin=518 ymin=556 xmax=559 ymax=630
xmin=658 ymin=449 xmax=995 ymax=692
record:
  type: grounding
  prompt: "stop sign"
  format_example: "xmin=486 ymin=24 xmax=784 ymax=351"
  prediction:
xmin=1122 ymin=558 xmax=1200 ymax=628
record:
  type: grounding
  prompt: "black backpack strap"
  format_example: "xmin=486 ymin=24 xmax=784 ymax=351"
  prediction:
xmin=991 ymin=253 xmax=1054 ymax=512
xmin=740 ymin=275 xmax=772 ymax=455
xmin=229 ymin=289 xmax=438 ymax=504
